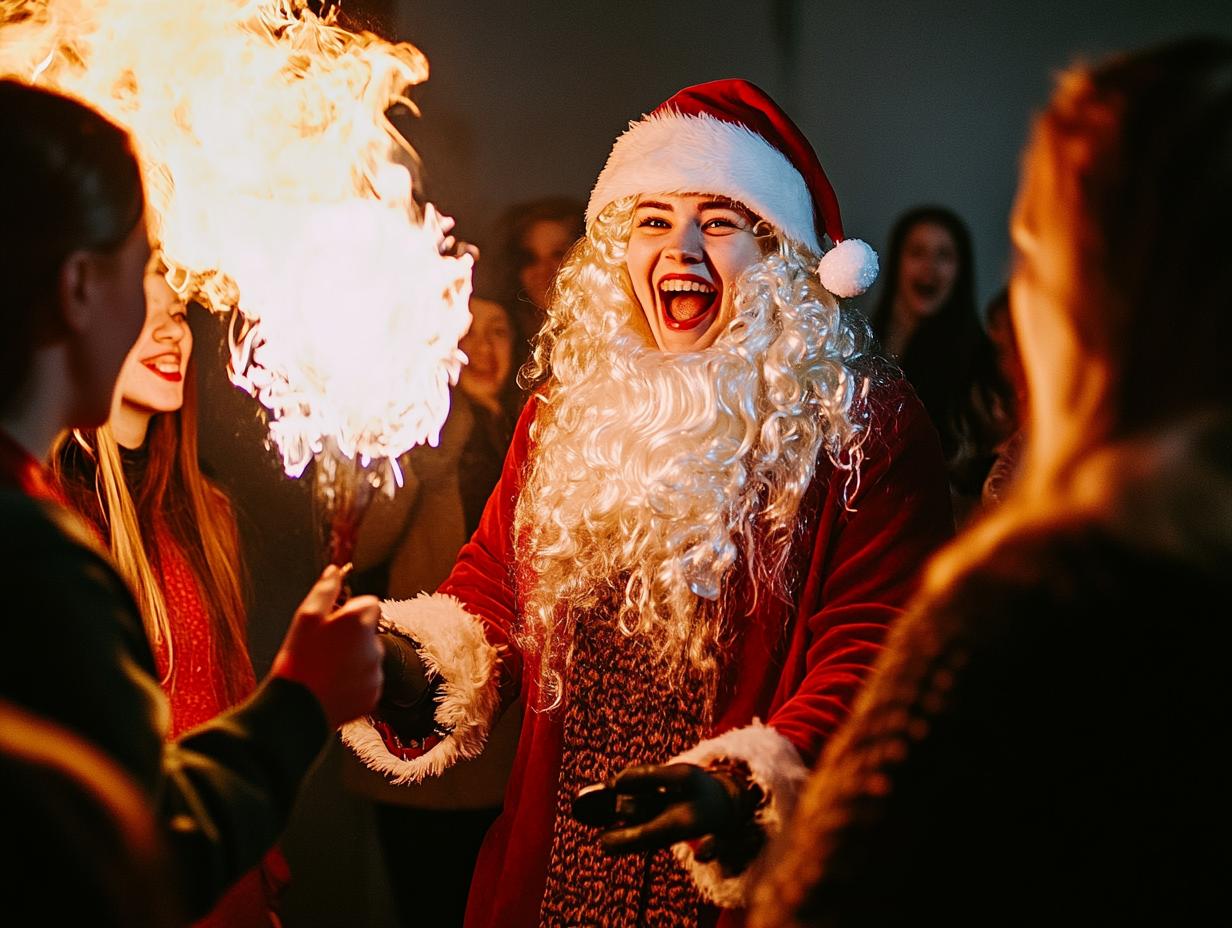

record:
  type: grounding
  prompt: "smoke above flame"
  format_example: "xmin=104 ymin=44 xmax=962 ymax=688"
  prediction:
xmin=0 ymin=0 xmax=473 ymax=478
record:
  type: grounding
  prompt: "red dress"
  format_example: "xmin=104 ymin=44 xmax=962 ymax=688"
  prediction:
xmin=51 ymin=439 xmax=287 ymax=928
xmin=148 ymin=520 xmax=289 ymax=928
xmin=345 ymin=379 xmax=953 ymax=927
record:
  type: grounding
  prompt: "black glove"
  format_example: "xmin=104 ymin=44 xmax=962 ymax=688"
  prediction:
xmin=590 ymin=762 xmax=765 ymax=874
xmin=376 ymin=629 xmax=438 ymax=741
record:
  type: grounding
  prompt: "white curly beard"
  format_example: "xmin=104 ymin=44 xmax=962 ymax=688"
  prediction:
xmin=517 ymin=332 xmax=762 ymax=709
xmin=514 ymin=209 xmax=868 ymax=711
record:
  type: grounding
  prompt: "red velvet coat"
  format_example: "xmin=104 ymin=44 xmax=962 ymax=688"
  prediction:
xmin=347 ymin=378 xmax=952 ymax=926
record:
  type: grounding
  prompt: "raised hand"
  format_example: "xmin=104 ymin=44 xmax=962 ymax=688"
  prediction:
xmin=269 ymin=565 xmax=384 ymax=728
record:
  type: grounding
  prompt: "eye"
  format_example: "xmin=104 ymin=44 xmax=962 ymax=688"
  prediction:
xmin=635 ymin=214 xmax=670 ymax=230
xmin=702 ymin=213 xmax=748 ymax=233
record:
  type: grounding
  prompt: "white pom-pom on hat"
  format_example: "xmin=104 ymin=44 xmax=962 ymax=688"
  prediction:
xmin=817 ymin=238 xmax=879 ymax=298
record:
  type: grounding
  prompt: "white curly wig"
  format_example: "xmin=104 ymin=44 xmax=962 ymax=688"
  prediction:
xmin=515 ymin=197 xmax=873 ymax=710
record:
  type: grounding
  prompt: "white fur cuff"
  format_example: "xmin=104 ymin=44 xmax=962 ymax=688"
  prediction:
xmin=670 ymin=720 xmax=808 ymax=909
xmin=340 ymin=593 xmax=500 ymax=785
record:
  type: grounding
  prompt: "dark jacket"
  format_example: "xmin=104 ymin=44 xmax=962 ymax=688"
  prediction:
xmin=0 ymin=490 xmax=328 ymax=918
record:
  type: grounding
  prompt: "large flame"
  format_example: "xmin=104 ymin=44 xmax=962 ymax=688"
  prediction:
xmin=0 ymin=0 xmax=473 ymax=479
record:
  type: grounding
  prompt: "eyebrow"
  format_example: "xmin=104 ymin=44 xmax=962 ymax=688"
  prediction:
xmin=698 ymin=199 xmax=746 ymax=213
xmin=634 ymin=198 xmax=749 ymax=214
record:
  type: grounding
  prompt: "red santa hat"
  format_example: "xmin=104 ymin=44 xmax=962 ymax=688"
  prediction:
xmin=586 ymin=78 xmax=878 ymax=298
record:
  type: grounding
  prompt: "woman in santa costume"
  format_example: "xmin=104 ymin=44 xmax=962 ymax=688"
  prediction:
xmin=344 ymin=79 xmax=953 ymax=927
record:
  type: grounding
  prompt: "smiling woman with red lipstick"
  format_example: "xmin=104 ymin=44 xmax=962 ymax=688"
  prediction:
xmin=117 ymin=270 xmax=193 ymax=420
xmin=53 ymin=258 xmax=290 ymax=928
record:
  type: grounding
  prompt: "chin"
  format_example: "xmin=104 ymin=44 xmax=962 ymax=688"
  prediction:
xmin=135 ymin=393 xmax=184 ymax=415
xmin=661 ymin=335 xmax=713 ymax=353
xmin=657 ymin=316 xmax=724 ymax=353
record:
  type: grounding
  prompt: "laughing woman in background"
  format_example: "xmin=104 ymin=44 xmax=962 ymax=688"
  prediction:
xmin=871 ymin=207 xmax=1012 ymax=522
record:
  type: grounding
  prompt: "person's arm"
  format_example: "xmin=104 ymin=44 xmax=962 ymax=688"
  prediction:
xmin=1 ymin=499 xmax=379 ymax=918
xmin=760 ymin=386 xmax=955 ymax=760
xmin=602 ymin=385 xmax=955 ymax=907
xmin=340 ymin=400 xmax=535 ymax=784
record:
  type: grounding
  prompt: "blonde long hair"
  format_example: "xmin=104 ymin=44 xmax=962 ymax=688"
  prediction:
xmin=53 ymin=364 xmax=250 ymax=701
xmin=517 ymin=197 xmax=873 ymax=709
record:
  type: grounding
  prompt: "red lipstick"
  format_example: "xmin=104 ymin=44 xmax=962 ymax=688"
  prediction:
xmin=142 ymin=361 xmax=183 ymax=383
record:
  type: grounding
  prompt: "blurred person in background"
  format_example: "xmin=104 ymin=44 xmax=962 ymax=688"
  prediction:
xmin=492 ymin=197 xmax=584 ymax=371
xmin=870 ymin=206 xmax=1011 ymax=521
xmin=979 ymin=286 xmax=1027 ymax=508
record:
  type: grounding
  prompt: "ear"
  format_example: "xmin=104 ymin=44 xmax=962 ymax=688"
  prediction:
xmin=57 ymin=250 xmax=101 ymax=338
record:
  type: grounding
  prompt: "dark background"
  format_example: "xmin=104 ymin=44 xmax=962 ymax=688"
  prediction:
xmin=191 ymin=2 xmax=1231 ymax=925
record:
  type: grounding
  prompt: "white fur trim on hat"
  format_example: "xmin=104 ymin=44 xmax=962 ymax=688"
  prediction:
xmin=669 ymin=719 xmax=809 ymax=908
xmin=816 ymin=237 xmax=879 ymax=298
xmin=587 ymin=111 xmax=821 ymax=252
xmin=340 ymin=593 xmax=500 ymax=786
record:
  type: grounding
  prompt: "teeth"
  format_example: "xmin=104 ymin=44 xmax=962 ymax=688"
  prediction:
xmin=659 ymin=279 xmax=715 ymax=294
xmin=148 ymin=359 xmax=179 ymax=373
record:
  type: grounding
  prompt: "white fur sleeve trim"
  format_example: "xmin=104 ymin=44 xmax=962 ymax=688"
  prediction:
xmin=670 ymin=719 xmax=808 ymax=909
xmin=339 ymin=593 xmax=500 ymax=786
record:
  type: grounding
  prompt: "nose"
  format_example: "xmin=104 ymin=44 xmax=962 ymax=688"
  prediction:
xmin=152 ymin=306 xmax=188 ymax=344
xmin=663 ymin=220 xmax=704 ymax=265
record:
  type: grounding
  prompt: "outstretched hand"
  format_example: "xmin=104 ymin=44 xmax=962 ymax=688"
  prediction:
xmin=375 ymin=628 xmax=437 ymax=740
xmin=597 ymin=763 xmax=741 ymax=854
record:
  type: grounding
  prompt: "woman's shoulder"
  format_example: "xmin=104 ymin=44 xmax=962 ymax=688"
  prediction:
xmin=0 ymin=490 xmax=139 ymax=622
xmin=910 ymin=511 xmax=1226 ymax=672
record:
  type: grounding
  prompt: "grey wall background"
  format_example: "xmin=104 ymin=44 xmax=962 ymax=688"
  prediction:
xmin=394 ymin=0 xmax=1232 ymax=308
xmin=193 ymin=3 xmax=1231 ymax=925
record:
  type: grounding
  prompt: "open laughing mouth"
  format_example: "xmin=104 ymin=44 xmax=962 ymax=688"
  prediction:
xmin=658 ymin=275 xmax=718 ymax=331
xmin=910 ymin=279 xmax=942 ymax=302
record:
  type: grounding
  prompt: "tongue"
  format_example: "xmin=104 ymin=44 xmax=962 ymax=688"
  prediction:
xmin=666 ymin=292 xmax=712 ymax=322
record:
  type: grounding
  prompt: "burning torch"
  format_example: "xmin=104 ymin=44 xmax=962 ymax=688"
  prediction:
xmin=1 ymin=0 xmax=475 ymax=569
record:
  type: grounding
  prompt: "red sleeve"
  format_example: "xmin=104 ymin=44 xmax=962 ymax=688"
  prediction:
xmin=437 ymin=398 xmax=540 ymax=701
xmin=768 ymin=381 xmax=954 ymax=764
